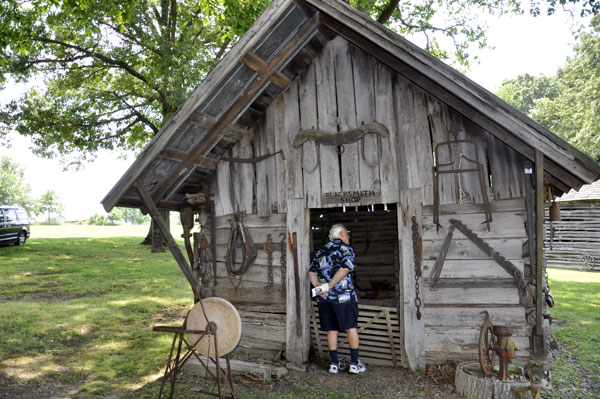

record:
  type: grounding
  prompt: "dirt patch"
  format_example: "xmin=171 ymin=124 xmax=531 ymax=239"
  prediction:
xmin=125 ymin=359 xmax=462 ymax=399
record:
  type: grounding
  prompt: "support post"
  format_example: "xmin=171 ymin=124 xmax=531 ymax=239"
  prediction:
xmin=135 ymin=179 xmax=201 ymax=301
xmin=534 ymin=151 xmax=544 ymax=340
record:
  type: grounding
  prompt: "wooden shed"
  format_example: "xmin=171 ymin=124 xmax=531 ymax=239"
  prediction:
xmin=102 ymin=0 xmax=600 ymax=371
xmin=545 ymin=180 xmax=600 ymax=271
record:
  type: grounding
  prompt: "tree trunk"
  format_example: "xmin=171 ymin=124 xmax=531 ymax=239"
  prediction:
xmin=140 ymin=210 xmax=170 ymax=245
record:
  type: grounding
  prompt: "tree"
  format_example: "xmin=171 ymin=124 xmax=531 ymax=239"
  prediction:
xmin=0 ymin=156 xmax=33 ymax=210
xmin=2 ymin=0 xmax=600 ymax=165
xmin=497 ymin=15 xmax=600 ymax=161
xmin=496 ymin=73 xmax=560 ymax=115
xmin=36 ymin=189 xmax=63 ymax=223
xmin=121 ymin=207 xmax=151 ymax=225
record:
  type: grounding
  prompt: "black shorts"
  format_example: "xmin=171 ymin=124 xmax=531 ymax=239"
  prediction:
xmin=317 ymin=301 xmax=359 ymax=331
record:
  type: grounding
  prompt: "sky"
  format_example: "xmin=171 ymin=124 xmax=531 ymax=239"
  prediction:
xmin=0 ymin=7 xmax=588 ymax=221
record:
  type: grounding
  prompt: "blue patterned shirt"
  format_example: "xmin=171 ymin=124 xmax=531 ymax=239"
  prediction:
xmin=309 ymin=238 xmax=358 ymax=304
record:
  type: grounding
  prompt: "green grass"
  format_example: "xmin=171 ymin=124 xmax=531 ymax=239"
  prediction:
xmin=545 ymin=269 xmax=600 ymax=399
xmin=2 ymin=232 xmax=598 ymax=398
xmin=0 ymin=236 xmax=192 ymax=397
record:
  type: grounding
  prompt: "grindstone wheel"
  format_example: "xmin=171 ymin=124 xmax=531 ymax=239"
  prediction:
xmin=478 ymin=320 xmax=496 ymax=375
xmin=186 ymin=297 xmax=242 ymax=358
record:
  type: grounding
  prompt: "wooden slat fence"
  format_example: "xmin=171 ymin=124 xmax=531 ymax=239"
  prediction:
xmin=310 ymin=302 xmax=402 ymax=367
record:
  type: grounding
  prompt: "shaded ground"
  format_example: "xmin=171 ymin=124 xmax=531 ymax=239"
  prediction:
xmin=0 ymin=360 xmax=460 ymax=399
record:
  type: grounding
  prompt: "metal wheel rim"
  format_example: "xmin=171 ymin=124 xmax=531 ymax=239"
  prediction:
xmin=478 ymin=320 xmax=496 ymax=375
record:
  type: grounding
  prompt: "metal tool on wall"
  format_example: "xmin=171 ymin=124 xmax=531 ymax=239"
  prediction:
xmin=432 ymin=137 xmax=492 ymax=232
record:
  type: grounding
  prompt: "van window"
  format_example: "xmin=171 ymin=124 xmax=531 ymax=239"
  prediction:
xmin=5 ymin=209 xmax=17 ymax=223
xmin=16 ymin=209 xmax=29 ymax=222
xmin=0 ymin=211 xmax=4 ymax=223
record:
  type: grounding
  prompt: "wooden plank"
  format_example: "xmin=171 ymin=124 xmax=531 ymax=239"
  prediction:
xmin=241 ymin=51 xmax=292 ymax=89
xmin=375 ymin=60 xmax=399 ymax=204
xmin=201 ymin=285 xmax=285 ymax=305
xmin=423 ymin=238 xmax=523 ymax=260
xmin=422 ymin=198 xmax=526 ymax=216
xmin=422 ymin=211 xmax=526 ymax=240
xmin=264 ymin=96 xmax=279 ymax=213
xmin=254 ymin=117 xmax=270 ymax=216
xmin=351 ymin=43 xmax=379 ymax=193
xmin=298 ymin=63 xmax=322 ymax=207
xmin=315 ymin=37 xmax=342 ymax=197
xmin=423 ymin=286 xmax=521 ymax=305
xmin=231 ymin=135 xmax=255 ymax=214
xmin=334 ymin=38 xmax=360 ymax=192
xmin=427 ymin=96 xmax=458 ymax=205
xmin=423 ymin=306 xmax=528 ymax=327
xmin=214 ymin=213 xmax=286 ymax=229
xmin=273 ymin=94 xmax=288 ymax=213
xmin=284 ymin=79 xmax=304 ymax=199
xmin=399 ymin=188 xmax=425 ymax=369
xmin=189 ymin=111 xmax=249 ymax=140
xmin=286 ymin=198 xmax=310 ymax=364
xmin=214 ymin=161 xmax=234 ymax=217
xmin=535 ymin=150 xmax=544 ymax=337
xmin=421 ymin=259 xmax=525 ymax=279
xmin=157 ymin=148 xmax=220 ymax=169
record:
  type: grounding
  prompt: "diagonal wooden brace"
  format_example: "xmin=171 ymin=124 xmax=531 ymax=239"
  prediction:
xmin=135 ymin=179 xmax=201 ymax=300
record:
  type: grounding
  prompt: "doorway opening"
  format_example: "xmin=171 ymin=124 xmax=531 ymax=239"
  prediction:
xmin=309 ymin=203 xmax=400 ymax=306
xmin=308 ymin=203 xmax=403 ymax=367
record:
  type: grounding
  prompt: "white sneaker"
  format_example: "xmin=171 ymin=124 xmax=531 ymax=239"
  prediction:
xmin=349 ymin=360 xmax=366 ymax=374
xmin=329 ymin=359 xmax=347 ymax=374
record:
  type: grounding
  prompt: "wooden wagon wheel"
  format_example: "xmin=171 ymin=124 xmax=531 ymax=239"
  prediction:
xmin=478 ymin=320 xmax=496 ymax=375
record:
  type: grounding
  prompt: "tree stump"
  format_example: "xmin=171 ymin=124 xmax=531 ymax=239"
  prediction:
xmin=455 ymin=362 xmax=534 ymax=399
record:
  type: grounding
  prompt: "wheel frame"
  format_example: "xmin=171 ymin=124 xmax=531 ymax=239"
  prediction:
xmin=578 ymin=254 xmax=594 ymax=272
xmin=478 ymin=320 xmax=496 ymax=375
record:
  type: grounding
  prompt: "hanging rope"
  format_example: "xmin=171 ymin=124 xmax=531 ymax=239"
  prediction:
xmin=225 ymin=214 xmax=257 ymax=276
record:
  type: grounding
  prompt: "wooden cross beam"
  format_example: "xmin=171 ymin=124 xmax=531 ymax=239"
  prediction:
xmin=158 ymin=148 xmax=219 ymax=170
xmin=241 ymin=51 xmax=292 ymax=90
xmin=149 ymin=12 xmax=321 ymax=204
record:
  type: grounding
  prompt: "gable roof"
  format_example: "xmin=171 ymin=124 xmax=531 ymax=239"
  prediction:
xmin=102 ymin=0 xmax=600 ymax=212
xmin=559 ymin=180 xmax=600 ymax=203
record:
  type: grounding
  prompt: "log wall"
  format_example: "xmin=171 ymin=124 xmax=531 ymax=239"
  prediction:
xmin=421 ymin=199 xmax=533 ymax=365
xmin=544 ymin=205 xmax=600 ymax=270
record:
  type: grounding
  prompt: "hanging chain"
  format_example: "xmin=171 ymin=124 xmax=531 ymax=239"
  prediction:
xmin=279 ymin=233 xmax=286 ymax=291
xmin=199 ymin=234 xmax=210 ymax=283
xmin=264 ymin=234 xmax=274 ymax=289
xmin=411 ymin=216 xmax=423 ymax=320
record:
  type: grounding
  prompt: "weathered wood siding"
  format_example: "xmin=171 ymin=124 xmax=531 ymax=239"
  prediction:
xmin=421 ymin=199 xmax=532 ymax=365
xmin=212 ymin=36 xmax=527 ymax=217
xmin=201 ymin=213 xmax=287 ymax=359
xmin=205 ymin=36 xmax=538 ymax=366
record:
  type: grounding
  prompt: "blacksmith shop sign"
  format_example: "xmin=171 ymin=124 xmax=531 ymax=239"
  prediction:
xmin=322 ymin=190 xmax=381 ymax=206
